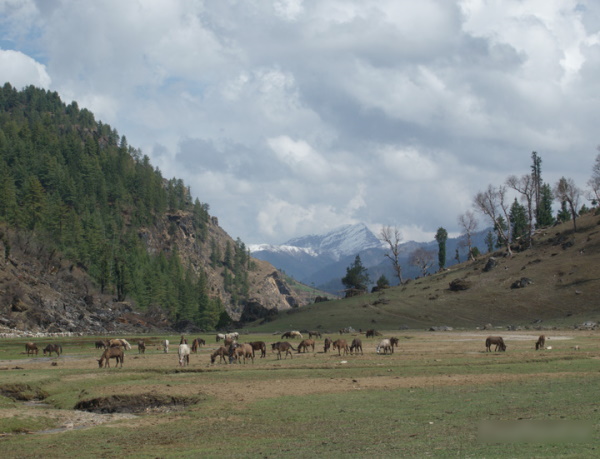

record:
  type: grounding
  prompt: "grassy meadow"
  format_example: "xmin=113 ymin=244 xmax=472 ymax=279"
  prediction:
xmin=0 ymin=330 xmax=598 ymax=458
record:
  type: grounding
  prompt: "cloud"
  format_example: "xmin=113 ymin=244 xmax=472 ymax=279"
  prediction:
xmin=0 ymin=49 xmax=50 ymax=89
xmin=1 ymin=0 xmax=598 ymax=246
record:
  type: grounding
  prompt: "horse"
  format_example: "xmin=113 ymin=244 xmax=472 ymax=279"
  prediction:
xmin=376 ymin=339 xmax=393 ymax=355
xmin=109 ymin=339 xmax=132 ymax=350
xmin=216 ymin=333 xmax=226 ymax=342
xmin=485 ymin=336 xmax=507 ymax=352
xmin=390 ymin=337 xmax=399 ymax=349
xmin=94 ymin=340 xmax=108 ymax=349
xmin=535 ymin=335 xmax=546 ymax=350
xmin=281 ymin=331 xmax=303 ymax=339
xmin=297 ymin=339 xmax=316 ymax=353
xmin=225 ymin=332 xmax=239 ymax=341
xmin=332 ymin=339 xmax=349 ymax=356
xmin=179 ymin=335 xmax=187 ymax=345
xmin=25 ymin=342 xmax=38 ymax=356
xmin=349 ymin=338 xmax=363 ymax=355
xmin=191 ymin=338 xmax=206 ymax=353
xmin=162 ymin=339 xmax=169 ymax=353
xmin=308 ymin=331 xmax=322 ymax=339
xmin=98 ymin=347 xmax=124 ymax=368
xmin=272 ymin=341 xmax=296 ymax=359
xmin=43 ymin=344 xmax=62 ymax=357
xmin=210 ymin=346 xmax=229 ymax=364
xmin=365 ymin=329 xmax=379 ymax=338
xmin=230 ymin=343 xmax=254 ymax=364
xmin=248 ymin=341 xmax=267 ymax=358
xmin=224 ymin=337 xmax=236 ymax=347
xmin=138 ymin=340 xmax=145 ymax=354
xmin=324 ymin=337 xmax=332 ymax=353
xmin=178 ymin=344 xmax=191 ymax=366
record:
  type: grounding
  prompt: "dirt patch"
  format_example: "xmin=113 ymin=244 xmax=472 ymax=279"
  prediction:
xmin=74 ymin=393 xmax=202 ymax=414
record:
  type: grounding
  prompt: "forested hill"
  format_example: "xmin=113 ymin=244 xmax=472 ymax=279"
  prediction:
xmin=0 ymin=84 xmax=300 ymax=334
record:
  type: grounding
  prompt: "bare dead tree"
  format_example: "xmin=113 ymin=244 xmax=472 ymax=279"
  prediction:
xmin=506 ymin=174 xmax=535 ymax=248
xmin=457 ymin=210 xmax=479 ymax=260
xmin=587 ymin=150 xmax=600 ymax=204
xmin=554 ymin=177 xmax=581 ymax=232
xmin=379 ymin=225 xmax=403 ymax=285
xmin=409 ymin=247 xmax=435 ymax=277
xmin=473 ymin=184 xmax=513 ymax=256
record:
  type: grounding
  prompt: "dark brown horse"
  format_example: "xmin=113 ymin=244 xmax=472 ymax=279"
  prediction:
xmin=365 ymin=329 xmax=379 ymax=338
xmin=98 ymin=347 xmax=124 ymax=368
xmin=390 ymin=337 xmax=399 ymax=350
xmin=535 ymin=335 xmax=546 ymax=350
xmin=95 ymin=340 xmax=108 ymax=349
xmin=349 ymin=338 xmax=363 ymax=355
xmin=332 ymin=339 xmax=349 ymax=356
xmin=25 ymin=342 xmax=38 ymax=356
xmin=272 ymin=341 xmax=296 ymax=359
xmin=191 ymin=338 xmax=206 ymax=353
xmin=210 ymin=346 xmax=230 ymax=364
xmin=138 ymin=340 xmax=146 ymax=354
xmin=297 ymin=339 xmax=316 ymax=353
xmin=248 ymin=341 xmax=267 ymax=358
xmin=485 ymin=336 xmax=507 ymax=352
xmin=43 ymin=344 xmax=62 ymax=357
xmin=324 ymin=337 xmax=332 ymax=353
xmin=308 ymin=331 xmax=322 ymax=339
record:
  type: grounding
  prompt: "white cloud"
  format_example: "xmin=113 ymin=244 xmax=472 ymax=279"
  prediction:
xmin=0 ymin=49 xmax=50 ymax=89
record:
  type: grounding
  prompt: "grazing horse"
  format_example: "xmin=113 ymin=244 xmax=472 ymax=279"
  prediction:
xmin=230 ymin=343 xmax=254 ymax=364
xmin=324 ymin=337 xmax=332 ymax=353
xmin=162 ymin=340 xmax=169 ymax=353
xmin=297 ymin=339 xmax=316 ymax=353
xmin=216 ymin=333 xmax=226 ymax=342
xmin=308 ymin=331 xmax=322 ymax=339
xmin=95 ymin=340 xmax=108 ymax=349
xmin=138 ymin=340 xmax=145 ymax=354
xmin=25 ymin=342 xmax=38 ymax=356
xmin=248 ymin=341 xmax=267 ymax=358
xmin=365 ymin=329 xmax=379 ymax=338
xmin=178 ymin=344 xmax=191 ymax=366
xmin=109 ymin=339 xmax=132 ymax=350
xmin=98 ymin=347 xmax=124 ymax=368
xmin=485 ymin=336 xmax=507 ymax=352
xmin=350 ymin=338 xmax=363 ymax=355
xmin=224 ymin=337 xmax=237 ymax=347
xmin=191 ymin=338 xmax=206 ymax=353
xmin=376 ymin=339 xmax=393 ymax=355
xmin=281 ymin=331 xmax=303 ymax=339
xmin=332 ymin=339 xmax=349 ymax=356
xmin=43 ymin=344 xmax=62 ymax=357
xmin=272 ymin=341 xmax=296 ymax=359
xmin=535 ymin=335 xmax=546 ymax=350
xmin=210 ymin=346 xmax=229 ymax=364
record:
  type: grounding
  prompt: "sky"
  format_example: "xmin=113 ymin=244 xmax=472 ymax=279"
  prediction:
xmin=1 ymin=0 xmax=599 ymax=245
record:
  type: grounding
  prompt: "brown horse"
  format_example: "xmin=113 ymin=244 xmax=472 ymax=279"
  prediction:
xmin=390 ymin=337 xmax=399 ymax=350
xmin=365 ymin=329 xmax=380 ymax=338
xmin=98 ymin=347 xmax=124 ymax=368
xmin=297 ymin=339 xmax=316 ymax=353
xmin=485 ymin=336 xmax=507 ymax=352
xmin=332 ymin=339 xmax=349 ymax=356
xmin=272 ymin=341 xmax=296 ymax=359
xmin=324 ymin=337 xmax=332 ymax=353
xmin=248 ymin=341 xmax=267 ymax=358
xmin=25 ymin=342 xmax=38 ymax=356
xmin=308 ymin=331 xmax=322 ymax=339
xmin=43 ymin=344 xmax=62 ymax=357
xmin=230 ymin=343 xmax=254 ymax=364
xmin=191 ymin=338 xmax=206 ymax=353
xmin=349 ymin=338 xmax=363 ymax=355
xmin=535 ymin=335 xmax=546 ymax=350
xmin=95 ymin=340 xmax=108 ymax=349
xmin=210 ymin=346 xmax=230 ymax=364
xmin=138 ymin=340 xmax=146 ymax=354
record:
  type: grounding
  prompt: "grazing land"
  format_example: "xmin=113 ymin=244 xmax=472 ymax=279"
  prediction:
xmin=0 ymin=331 xmax=598 ymax=458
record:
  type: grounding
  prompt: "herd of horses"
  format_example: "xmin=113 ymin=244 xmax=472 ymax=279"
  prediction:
xmin=22 ymin=330 xmax=548 ymax=369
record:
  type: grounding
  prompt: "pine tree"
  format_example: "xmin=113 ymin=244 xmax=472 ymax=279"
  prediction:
xmin=341 ymin=255 xmax=370 ymax=295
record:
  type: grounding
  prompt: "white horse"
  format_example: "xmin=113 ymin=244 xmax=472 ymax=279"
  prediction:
xmin=225 ymin=332 xmax=239 ymax=340
xmin=178 ymin=344 xmax=190 ymax=366
xmin=376 ymin=339 xmax=393 ymax=355
xmin=162 ymin=339 xmax=169 ymax=353
xmin=216 ymin=333 xmax=226 ymax=342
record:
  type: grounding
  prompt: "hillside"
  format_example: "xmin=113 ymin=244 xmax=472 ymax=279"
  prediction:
xmin=246 ymin=213 xmax=600 ymax=332
xmin=0 ymin=84 xmax=301 ymax=334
